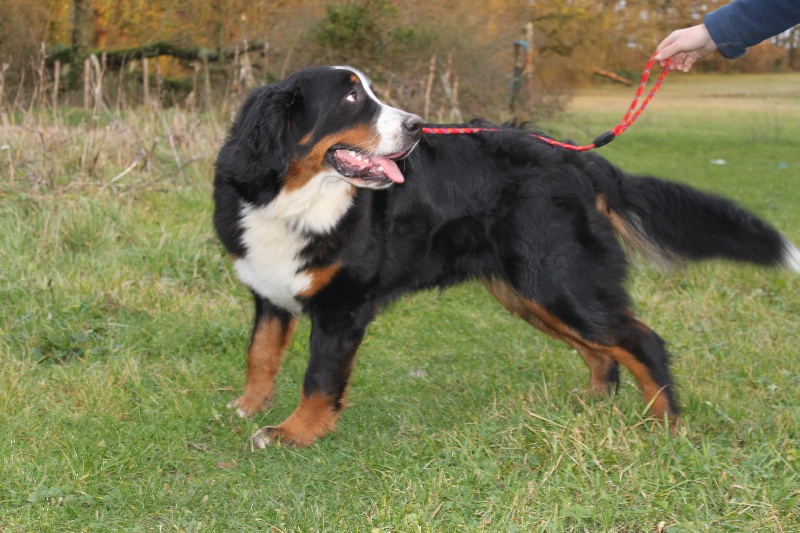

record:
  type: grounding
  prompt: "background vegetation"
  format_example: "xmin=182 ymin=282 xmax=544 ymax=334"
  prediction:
xmin=2 ymin=0 xmax=800 ymax=119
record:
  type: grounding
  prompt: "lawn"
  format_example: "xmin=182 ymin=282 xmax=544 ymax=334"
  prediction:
xmin=1 ymin=72 xmax=799 ymax=532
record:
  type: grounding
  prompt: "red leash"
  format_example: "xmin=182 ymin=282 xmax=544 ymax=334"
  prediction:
xmin=422 ymin=56 xmax=671 ymax=152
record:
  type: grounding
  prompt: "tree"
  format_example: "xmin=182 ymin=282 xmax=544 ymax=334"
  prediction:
xmin=69 ymin=0 xmax=94 ymax=88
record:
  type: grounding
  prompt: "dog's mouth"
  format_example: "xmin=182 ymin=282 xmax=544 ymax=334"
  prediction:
xmin=326 ymin=146 xmax=411 ymax=188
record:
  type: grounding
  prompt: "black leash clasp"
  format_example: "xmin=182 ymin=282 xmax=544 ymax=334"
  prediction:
xmin=591 ymin=130 xmax=616 ymax=148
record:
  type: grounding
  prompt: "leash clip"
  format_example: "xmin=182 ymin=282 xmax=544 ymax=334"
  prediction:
xmin=591 ymin=131 xmax=616 ymax=148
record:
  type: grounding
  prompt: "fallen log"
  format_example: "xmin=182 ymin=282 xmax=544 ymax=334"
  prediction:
xmin=46 ymin=40 xmax=268 ymax=69
xmin=592 ymin=69 xmax=633 ymax=86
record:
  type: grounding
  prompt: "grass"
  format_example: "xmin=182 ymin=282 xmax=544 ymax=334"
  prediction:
xmin=1 ymin=73 xmax=799 ymax=532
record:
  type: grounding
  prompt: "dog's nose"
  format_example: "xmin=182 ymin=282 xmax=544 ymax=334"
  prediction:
xmin=403 ymin=116 xmax=424 ymax=141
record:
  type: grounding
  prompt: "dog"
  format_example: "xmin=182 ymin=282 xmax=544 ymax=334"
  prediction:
xmin=213 ymin=66 xmax=800 ymax=448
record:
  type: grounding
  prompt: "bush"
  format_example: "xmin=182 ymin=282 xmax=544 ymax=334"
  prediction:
xmin=310 ymin=0 xmax=435 ymax=66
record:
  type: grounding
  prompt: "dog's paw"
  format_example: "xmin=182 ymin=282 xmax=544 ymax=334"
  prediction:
xmin=226 ymin=396 xmax=271 ymax=418
xmin=585 ymin=381 xmax=615 ymax=398
xmin=251 ymin=426 xmax=281 ymax=449
xmin=249 ymin=392 xmax=340 ymax=449
xmin=250 ymin=425 xmax=315 ymax=449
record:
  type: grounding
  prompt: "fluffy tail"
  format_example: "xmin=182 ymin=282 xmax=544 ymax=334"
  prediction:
xmin=592 ymin=166 xmax=800 ymax=272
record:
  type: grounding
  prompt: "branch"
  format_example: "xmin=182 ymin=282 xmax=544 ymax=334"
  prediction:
xmin=46 ymin=41 xmax=269 ymax=69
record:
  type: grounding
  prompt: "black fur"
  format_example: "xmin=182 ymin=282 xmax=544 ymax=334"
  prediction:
xmin=213 ymin=67 xmax=797 ymax=447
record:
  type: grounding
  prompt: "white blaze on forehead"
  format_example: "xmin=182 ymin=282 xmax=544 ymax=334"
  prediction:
xmin=333 ymin=66 xmax=419 ymax=155
xmin=333 ymin=66 xmax=382 ymax=103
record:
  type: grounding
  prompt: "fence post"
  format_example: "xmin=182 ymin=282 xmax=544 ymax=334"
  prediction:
xmin=524 ymin=22 xmax=535 ymax=114
xmin=202 ymin=54 xmax=211 ymax=112
xmin=424 ymin=54 xmax=436 ymax=121
xmin=53 ymin=60 xmax=60 ymax=111
xmin=83 ymin=59 xmax=90 ymax=108
xmin=510 ymin=22 xmax=534 ymax=115
xmin=0 ymin=60 xmax=7 ymax=109
xmin=143 ymin=57 xmax=150 ymax=106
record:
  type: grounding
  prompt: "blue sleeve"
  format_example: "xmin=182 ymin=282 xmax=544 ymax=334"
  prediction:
xmin=704 ymin=0 xmax=800 ymax=59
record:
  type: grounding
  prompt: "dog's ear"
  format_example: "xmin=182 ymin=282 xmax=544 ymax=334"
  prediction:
xmin=215 ymin=79 xmax=304 ymax=203
xmin=232 ymin=83 xmax=298 ymax=173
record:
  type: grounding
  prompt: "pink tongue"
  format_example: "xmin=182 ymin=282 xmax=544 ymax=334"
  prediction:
xmin=370 ymin=156 xmax=404 ymax=184
xmin=336 ymin=150 xmax=405 ymax=184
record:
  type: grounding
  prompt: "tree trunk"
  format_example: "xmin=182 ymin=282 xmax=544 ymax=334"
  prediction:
xmin=70 ymin=0 xmax=94 ymax=89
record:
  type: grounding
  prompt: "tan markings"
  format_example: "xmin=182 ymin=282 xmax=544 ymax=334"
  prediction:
xmin=284 ymin=125 xmax=380 ymax=191
xmin=608 ymin=211 xmax=649 ymax=257
xmin=575 ymin=345 xmax=617 ymax=396
xmin=483 ymin=277 xmax=564 ymax=339
xmin=483 ymin=277 xmax=675 ymax=421
xmin=228 ymin=317 xmax=297 ymax=417
xmin=595 ymin=193 xmax=680 ymax=270
xmin=296 ymin=263 xmax=342 ymax=298
xmin=483 ymin=278 xmax=610 ymax=388
xmin=595 ymin=193 xmax=648 ymax=257
xmin=349 ymin=74 xmax=360 ymax=84
xmin=484 ymin=277 xmax=612 ymax=392
xmin=606 ymin=346 xmax=672 ymax=420
xmin=263 ymin=391 xmax=341 ymax=447
xmin=595 ymin=193 xmax=609 ymax=213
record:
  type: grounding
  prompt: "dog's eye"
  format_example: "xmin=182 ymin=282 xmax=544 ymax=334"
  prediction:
xmin=345 ymin=90 xmax=359 ymax=103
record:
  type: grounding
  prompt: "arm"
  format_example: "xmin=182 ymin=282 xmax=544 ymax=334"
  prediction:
xmin=655 ymin=0 xmax=800 ymax=72
xmin=705 ymin=0 xmax=800 ymax=59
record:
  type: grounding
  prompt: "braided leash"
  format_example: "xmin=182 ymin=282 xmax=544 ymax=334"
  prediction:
xmin=421 ymin=56 xmax=671 ymax=152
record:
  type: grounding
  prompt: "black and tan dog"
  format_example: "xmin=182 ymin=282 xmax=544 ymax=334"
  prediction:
xmin=213 ymin=66 xmax=799 ymax=447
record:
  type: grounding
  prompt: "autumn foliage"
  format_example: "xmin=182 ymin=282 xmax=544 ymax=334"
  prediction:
xmin=1 ymin=0 xmax=798 ymax=117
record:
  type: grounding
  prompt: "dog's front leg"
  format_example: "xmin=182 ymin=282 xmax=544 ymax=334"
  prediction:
xmin=228 ymin=296 xmax=296 ymax=417
xmin=251 ymin=308 xmax=371 ymax=448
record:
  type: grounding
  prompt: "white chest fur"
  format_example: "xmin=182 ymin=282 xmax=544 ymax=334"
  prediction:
xmin=234 ymin=173 xmax=354 ymax=313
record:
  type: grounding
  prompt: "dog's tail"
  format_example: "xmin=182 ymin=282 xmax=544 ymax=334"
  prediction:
xmin=591 ymin=163 xmax=800 ymax=272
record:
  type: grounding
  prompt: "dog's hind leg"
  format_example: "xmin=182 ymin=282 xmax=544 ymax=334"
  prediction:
xmin=228 ymin=295 xmax=297 ymax=418
xmin=483 ymin=277 xmax=677 ymax=423
xmin=483 ymin=278 xmax=619 ymax=396
xmin=485 ymin=182 xmax=678 ymax=422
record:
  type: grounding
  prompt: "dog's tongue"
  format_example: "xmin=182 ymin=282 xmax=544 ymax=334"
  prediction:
xmin=335 ymin=150 xmax=405 ymax=184
xmin=371 ymin=155 xmax=404 ymax=184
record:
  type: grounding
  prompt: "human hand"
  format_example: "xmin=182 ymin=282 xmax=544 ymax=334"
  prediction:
xmin=654 ymin=24 xmax=718 ymax=72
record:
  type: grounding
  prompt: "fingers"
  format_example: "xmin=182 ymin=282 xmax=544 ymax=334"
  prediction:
xmin=655 ymin=30 xmax=686 ymax=68
xmin=656 ymin=43 xmax=687 ymax=68
xmin=653 ymin=24 xmax=716 ymax=73
xmin=670 ymin=54 xmax=696 ymax=73
xmin=655 ymin=30 xmax=682 ymax=55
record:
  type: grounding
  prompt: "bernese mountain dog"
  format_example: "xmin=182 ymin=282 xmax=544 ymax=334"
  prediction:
xmin=213 ymin=66 xmax=800 ymax=448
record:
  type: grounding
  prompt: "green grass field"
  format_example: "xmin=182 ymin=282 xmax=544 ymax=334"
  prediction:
xmin=2 ymin=73 xmax=799 ymax=532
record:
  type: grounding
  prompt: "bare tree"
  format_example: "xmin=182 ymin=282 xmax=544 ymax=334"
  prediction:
xmin=69 ymin=0 xmax=94 ymax=89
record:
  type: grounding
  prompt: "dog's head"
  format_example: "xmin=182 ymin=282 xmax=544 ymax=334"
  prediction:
xmin=220 ymin=66 xmax=423 ymax=196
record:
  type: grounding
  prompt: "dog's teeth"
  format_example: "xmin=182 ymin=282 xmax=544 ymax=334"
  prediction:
xmin=377 ymin=166 xmax=384 ymax=171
